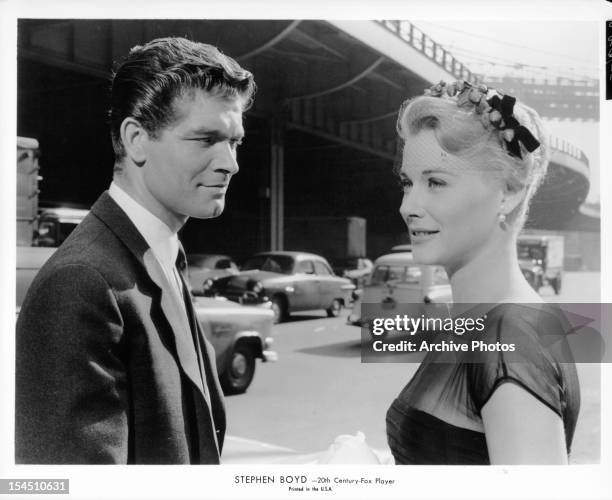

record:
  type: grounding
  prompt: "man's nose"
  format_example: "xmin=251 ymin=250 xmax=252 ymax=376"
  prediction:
xmin=213 ymin=142 xmax=240 ymax=176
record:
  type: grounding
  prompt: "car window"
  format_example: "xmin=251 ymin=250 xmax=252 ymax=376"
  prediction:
xmin=432 ymin=266 xmax=449 ymax=285
xmin=314 ymin=261 xmax=333 ymax=276
xmin=215 ymin=258 xmax=236 ymax=270
xmin=242 ymin=255 xmax=294 ymax=274
xmin=369 ymin=265 xmax=388 ymax=285
xmin=297 ymin=260 xmax=315 ymax=274
xmin=403 ymin=266 xmax=422 ymax=284
xmin=387 ymin=265 xmax=405 ymax=283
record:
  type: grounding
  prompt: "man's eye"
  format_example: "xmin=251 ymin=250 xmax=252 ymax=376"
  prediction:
xmin=230 ymin=138 xmax=243 ymax=149
xmin=428 ymin=178 xmax=445 ymax=188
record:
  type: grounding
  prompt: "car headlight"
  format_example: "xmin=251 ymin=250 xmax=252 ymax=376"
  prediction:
xmin=202 ymin=278 xmax=214 ymax=291
xmin=247 ymin=279 xmax=264 ymax=294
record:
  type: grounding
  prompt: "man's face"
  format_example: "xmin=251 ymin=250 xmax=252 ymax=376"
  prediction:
xmin=140 ymin=89 xmax=245 ymax=230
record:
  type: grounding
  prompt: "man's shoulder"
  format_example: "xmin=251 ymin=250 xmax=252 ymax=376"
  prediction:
xmin=37 ymin=212 xmax=137 ymax=285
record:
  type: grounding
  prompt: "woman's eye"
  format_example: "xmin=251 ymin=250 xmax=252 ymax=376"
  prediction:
xmin=398 ymin=178 xmax=412 ymax=190
xmin=428 ymin=178 xmax=445 ymax=188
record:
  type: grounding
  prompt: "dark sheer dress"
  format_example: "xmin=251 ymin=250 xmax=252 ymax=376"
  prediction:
xmin=386 ymin=303 xmax=581 ymax=464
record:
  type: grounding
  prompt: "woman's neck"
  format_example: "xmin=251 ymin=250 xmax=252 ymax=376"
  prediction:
xmin=448 ymin=236 xmax=541 ymax=304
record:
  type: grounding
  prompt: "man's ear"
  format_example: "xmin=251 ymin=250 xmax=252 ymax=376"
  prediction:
xmin=120 ymin=117 xmax=148 ymax=166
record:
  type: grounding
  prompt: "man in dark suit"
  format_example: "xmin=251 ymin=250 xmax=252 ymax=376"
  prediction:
xmin=15 ymin=37 xmax=256 ymax=464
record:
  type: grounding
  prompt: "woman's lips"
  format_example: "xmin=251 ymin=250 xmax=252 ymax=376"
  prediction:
xmin=410 ymin=229 xmax=439 ymax=243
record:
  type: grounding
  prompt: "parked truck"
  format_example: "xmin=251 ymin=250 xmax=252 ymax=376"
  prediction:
xmin=284 ymin=215 xmax=366 ymax=265
xmin=517 ymin=234 xmax=564 ymax=294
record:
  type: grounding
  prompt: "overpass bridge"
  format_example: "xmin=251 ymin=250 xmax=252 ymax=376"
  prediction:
xmin=17 ymin=19 xmax=597 ymax=259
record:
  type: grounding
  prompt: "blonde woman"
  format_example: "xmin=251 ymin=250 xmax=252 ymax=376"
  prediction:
xmin=386 ymin=81 xmax=580 ymax=465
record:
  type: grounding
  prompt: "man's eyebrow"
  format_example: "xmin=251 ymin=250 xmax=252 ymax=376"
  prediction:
xmin=184 ymin=128 xmax=244 ymax=139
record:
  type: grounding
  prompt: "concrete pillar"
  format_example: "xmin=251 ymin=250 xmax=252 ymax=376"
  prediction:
xmin=270 ymin=118 xmax=285 ymax=250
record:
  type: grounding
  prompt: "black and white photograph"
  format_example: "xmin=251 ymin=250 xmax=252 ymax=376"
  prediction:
xmin=1 ymin=1 xmax=611 ymax=499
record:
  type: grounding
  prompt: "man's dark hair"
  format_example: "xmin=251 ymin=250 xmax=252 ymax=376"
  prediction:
xmin=109 ymin=37 xmax=256 ymax=161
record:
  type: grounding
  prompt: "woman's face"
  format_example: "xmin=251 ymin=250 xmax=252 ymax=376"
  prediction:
xmin=399 ymin=129 xmax=504 ymax=273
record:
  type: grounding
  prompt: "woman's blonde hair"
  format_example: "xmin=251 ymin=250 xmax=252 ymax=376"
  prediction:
xmin=397 ymin=93 xmax=550 ymax=229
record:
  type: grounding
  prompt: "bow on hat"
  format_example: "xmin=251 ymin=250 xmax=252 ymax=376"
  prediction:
xmin=487 ymin=94 xmax=540 ymax=159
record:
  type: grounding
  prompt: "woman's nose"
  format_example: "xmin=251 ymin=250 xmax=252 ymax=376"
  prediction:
xmin=399 ymin=190 xmax=425 ymax=222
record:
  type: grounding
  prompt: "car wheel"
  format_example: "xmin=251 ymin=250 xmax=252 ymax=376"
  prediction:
xmin=220 ymin=343 xmax=256 ymax=395
xmin=270 ymin=295 xmax=287 ymax=324
xmin=326 ymin=299 xmax=342 ymax=318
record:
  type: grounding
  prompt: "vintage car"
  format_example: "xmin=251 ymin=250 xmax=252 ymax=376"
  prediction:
xmin=34 ymin=207 xmax=90 ymax=247
xmin=16 ymin=245 xmax=277 ymax=395
xmin=347 ymin=250 xmax=452 ymax=328
xmin=330 ymin=257 xmax=374 ymax=289
xmin=192 ymin=296 xmax=276 ymax=394
xmin=517 ymin=234 xmax=564 ymax=294
xmin=187 ymin=253 xmax=240 ymax=296
xmin=204 ymin=251 xmax=356 ymax=323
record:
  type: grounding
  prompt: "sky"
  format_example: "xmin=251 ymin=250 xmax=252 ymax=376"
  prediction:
xmin=411 ymin=20 xmax=600 ymax=202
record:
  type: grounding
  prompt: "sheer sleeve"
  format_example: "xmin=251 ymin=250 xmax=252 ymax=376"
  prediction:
xmin=466 ymin=304 xmax=568 ymax=419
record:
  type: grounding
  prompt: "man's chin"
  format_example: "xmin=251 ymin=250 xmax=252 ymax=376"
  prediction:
xmin=191 ymin=201 xmax=225 ymax=219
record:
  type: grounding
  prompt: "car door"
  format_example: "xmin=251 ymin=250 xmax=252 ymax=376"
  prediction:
xmin=292 ymin=259 xmax=320 ymax=310
xmin=313 ymin=260 xmax=336 ymax=308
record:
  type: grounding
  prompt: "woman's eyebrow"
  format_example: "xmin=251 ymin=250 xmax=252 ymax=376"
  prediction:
xmin=421 ymin=167 xmax=456 ymax=176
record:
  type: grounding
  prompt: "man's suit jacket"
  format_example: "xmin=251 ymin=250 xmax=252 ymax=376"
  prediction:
xmin=15 ymin=192 xmax=226 ymax=464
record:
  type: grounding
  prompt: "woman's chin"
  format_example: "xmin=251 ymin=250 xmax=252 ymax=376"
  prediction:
xmin=411 ymin=249 xmax=438 ymax=266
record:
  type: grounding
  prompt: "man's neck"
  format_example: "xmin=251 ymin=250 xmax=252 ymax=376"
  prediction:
xmin=112 ymin=173 xmax=186 ymax=234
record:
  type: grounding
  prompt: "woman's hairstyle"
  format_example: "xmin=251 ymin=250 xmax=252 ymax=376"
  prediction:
xmin=109 ymin=37 xmax=256 ymax=161
xmin=397 ymin=81 xmax=550 ymax=229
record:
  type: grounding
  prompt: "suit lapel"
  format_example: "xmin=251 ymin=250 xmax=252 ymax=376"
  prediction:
xmin=90 ymin=192 xmax=207 ymax=403
xmin=142 ymin=251 xmax=207 ymax=400
xmin=196 ymin=321 xmax=227 ymax=451
xmin=175 ymin=246 xmax=225 ymax=454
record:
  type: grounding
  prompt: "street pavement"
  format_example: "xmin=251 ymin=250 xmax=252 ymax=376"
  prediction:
xmin=223 ymin=272 xmax=601 ymax=464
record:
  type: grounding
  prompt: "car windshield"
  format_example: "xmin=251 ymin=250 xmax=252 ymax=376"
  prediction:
xmin=369 ymin=265 xmax=422 ymax=285
xmin=242 ymin=255 xmax=294 ymax=274
xmin=518 ymin=244 xmax=544 ymax=260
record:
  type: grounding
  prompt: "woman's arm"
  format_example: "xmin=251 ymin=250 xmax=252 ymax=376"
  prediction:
xmin=481 ymin=382 xmax=567 ymax=464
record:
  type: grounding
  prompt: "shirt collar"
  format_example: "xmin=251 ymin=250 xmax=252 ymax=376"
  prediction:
xmin=108 ymin=181 xmax=179 ymax=271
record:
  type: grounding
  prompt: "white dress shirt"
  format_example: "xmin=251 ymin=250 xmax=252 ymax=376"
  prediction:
xmin=108 ymin=182 xmax=187 ymax=310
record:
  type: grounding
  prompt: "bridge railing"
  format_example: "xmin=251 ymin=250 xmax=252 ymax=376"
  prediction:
xmin=376 ymin=21 xmax=598 ymax=95
xmin=549 ymin=135 xmax=589 ymax=165
xmin=377 ymin=20 xmax=481 ymax=84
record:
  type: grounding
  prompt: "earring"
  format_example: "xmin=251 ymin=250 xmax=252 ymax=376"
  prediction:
xmin=497 ymin=202 xmax=507 ymax=230
xmin=498 ymin=203 xmax=507 ymax=229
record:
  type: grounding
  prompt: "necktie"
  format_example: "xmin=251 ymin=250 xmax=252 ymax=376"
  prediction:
xmin=175 ymin=244 xmax=222 ymax=462
xmin=175 ymin=246 xmax=206 ymax=388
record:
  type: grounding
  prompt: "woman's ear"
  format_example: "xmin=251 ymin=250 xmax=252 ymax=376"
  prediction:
xmin=119 ymin=117 xmax=147 ymax=166
xmin=501 ymin=182 xmax=526 ymax=216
